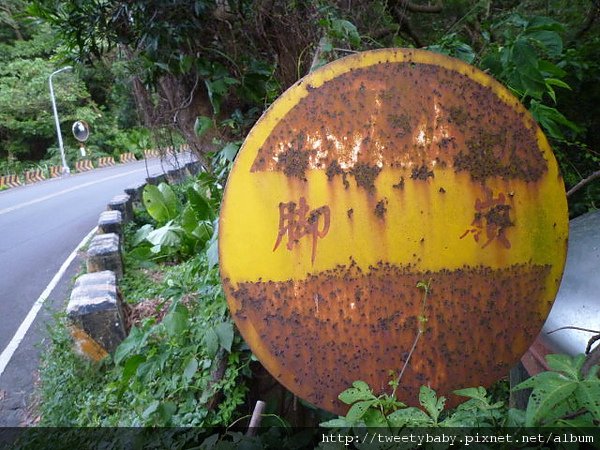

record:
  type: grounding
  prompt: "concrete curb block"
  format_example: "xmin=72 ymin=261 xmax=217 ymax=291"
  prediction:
xmin=98 ymin=210 xmax=123 ymax=237
xmin=146 ymin=173 xmax=166 ymax=185
xmin=67 ymin=271 xmax=126 ymax=360
xmin=68 ymin=150 xmax=199 ymax=361
xmin=87 ymin=233 xmax=123 ymax=279
xmin=124 ymin=181 xmax=146 ymax=205
xmin=166 ymin=167 xmax=187 ymax=184
xmin=108 ymin=194 xmax=133 ymax=223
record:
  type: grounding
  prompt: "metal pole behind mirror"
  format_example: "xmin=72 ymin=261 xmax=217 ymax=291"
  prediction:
xmin=49 ymin=66 xmax=72 ymax=175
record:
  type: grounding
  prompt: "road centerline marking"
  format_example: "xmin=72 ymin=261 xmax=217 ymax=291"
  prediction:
xmin=0 ymin=227 xmax=97 ymax=378
xmin=0 ymin=168 xmax=147 ymax=217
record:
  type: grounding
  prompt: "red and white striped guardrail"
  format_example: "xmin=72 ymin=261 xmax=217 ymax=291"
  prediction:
xmin=24 ymin=169 xmax=46 ymax=184
xmin=49 ymin=166 xmax=62 ymax=178
xmin=119 ymin=152 xmax=137 ymax=163
xmin=0 ymin=174 xmax=22 ymax=189
xmin=75 ymin=159 xmax=94 ymax=172
xmin=97 ymin=156 xmax=116 ymax=168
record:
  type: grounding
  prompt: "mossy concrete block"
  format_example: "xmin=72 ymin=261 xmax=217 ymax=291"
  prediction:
xmin=87 ymin=233 xmax=123 ymax=279
xmin=146 ymin=173 xmax=166 ymax=185
xmin=124 ymin=181 xmax=146 ymax=205
xmin=166 ymin=168 xmax=184 ymax=184
xmin=67 ymin=270 xmax=126 ymax=357
xmin=186 ymin=161 xmax=202 ymax=175
xmin=108 ymin=193 xmax=133 ymax=222
xmin=98 ymin=210 xmax=123 ymax=236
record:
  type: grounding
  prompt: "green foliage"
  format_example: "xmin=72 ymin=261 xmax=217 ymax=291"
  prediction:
xmin=322 ymin=353 xmax=598 ymax=430
xmin=39 ymin=250 xmax=251 ymax=427
xmin=511 ymin=354 xmax=600 ymax=427
xmin=321 ymin=383 xmax=504 ymax=429
xmin=479 ymin=14 xmax=579 ymax=141
xmin=134 ymin=179 xmax=218 ymax=260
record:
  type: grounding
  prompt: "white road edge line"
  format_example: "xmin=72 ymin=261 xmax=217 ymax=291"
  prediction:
xmin=0 ymin=226 xmax=98 ymax=378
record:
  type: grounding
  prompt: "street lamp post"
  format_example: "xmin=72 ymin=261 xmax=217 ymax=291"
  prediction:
xmin=49 ymin=66 xmax=72 ymax=175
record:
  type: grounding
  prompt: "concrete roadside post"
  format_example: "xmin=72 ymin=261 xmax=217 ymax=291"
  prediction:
xmin=67 ymin=270 xmax=126 ymax=360
xmin=108 ymin=194 xmax=133 ymax=223
xmin=87 ymin=233 xmax=123 ymax=279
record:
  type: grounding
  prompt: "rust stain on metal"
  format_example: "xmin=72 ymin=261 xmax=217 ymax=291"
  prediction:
xmin=374 ymin=198 xmax=387 ymax=219
xmin=250 ymin=62 xmax=547 ymax=183
xmin=460 ymin=188 xmax=514 ymax=249
xmin=223 ymin=263 xmax=551 ymax=413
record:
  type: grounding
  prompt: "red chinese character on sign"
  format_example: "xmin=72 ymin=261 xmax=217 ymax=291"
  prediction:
xmin=460 ymin=188 xmax=514 ymax=249
xmin=273 ymin=197 xmax=331 ymax=264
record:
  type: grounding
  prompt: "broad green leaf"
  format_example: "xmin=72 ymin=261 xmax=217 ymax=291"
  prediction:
xmin=215 ymin=322 xmax=234 ymax=352
xmin=192 ymin=220 xmax=213 ymax=243
xmin=194 ymin=115 xmax=213 ymax=137
xmin=114 ymin=326 xmax=149 ymax=364
xmin=204 ymin=327 xmax=219 ymax=357
xmin=180 ymin=205 xmax=199 ymax=236
xmin=206 ymin=229 xmax=219 ymax=270
xmin=538 ymin=60 xmax=567 ymax=77
xmin=220 ymin=142 xmax=240 ymax=162
xmin=142 ymin=400 xmax=160 ymax=419
xmin=545 ymin=78 xmax=571 ymax=90
xmin=158 ymin=182 xmax=179 ymax=218
xmin=345 ymin=399 xmax=376 ymax=424
xmin=157 ymin=401 xmax=177 ymax=423
xmin=319 ymin=418 xmax=351 ymax=428
xmin=575 ymin=380 xmax=600 ymax=421
xmin=179 ymin=55 xmax=194 ymax=74
xmin=529 ymin=100 xmax=581 ymax=139
xmin=132 ymin=224 xmax=154 ymax=246
xmin=128 ymin=245 xmax=155 ymax=264
xmin=526 ymin=30 xmax=563 ymax=57
xmin=419 ymin=386 xmax=445 ymax=423
xmin=518 ymin=68 xmax=546 ymax=100
xmin=187 ymin=184 xmax=213 ymax=220
xmin=362 ymin=408 xmax=388 ymax=427
xmin=556 ymin=415 xmax=597 ymax=427
xmin=526 ymin=16 xmax=564 ymax=32
xmin=338 ymin=380 xmax=374 ymax=404
xmin=387 ymin=407 xmax=432 ymax=426
xmin=163 ymin=303 xmax=189 ymax=337
xmin=146 ymin=222 xmax=182 ymax=248
xmin=143 ymin=184 xmax=177 ymax=224
xmin=506 ymin=408 xmax=526 ymax=427
xmin=546 ymin=354 xmax=584 ymax=380
xmin=512 ymin=38 xmax=538 ymax=72
xmin=453 ymin=386 xmax=488 ymax=402
xmin=183 ymin=357 xmax=198 ymax=382
xmin=122 ymin=354 xmax=145 ymax=382
xmin=525 ymin=380 xmax=578 ymax=426
xmin=513 ymin=370 xmax=564 ymax=390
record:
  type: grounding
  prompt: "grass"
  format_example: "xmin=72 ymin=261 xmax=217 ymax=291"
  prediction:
xmin=36 ymin=199 xmax=252 ymax=427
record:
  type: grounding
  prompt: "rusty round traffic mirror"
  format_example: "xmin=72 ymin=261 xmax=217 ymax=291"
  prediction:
xmin=219 ymin=48 xmax=568 ymax=414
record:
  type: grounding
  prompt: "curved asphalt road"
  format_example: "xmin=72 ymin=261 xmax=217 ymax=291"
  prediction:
xmin=0 ymin=156 xmax=188 ymax=425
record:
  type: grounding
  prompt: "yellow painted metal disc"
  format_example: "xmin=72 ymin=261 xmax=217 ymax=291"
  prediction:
xmin=219 ymin=48 xmax=568 ymax=414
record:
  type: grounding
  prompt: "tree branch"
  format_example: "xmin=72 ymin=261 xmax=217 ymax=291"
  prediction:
xmin=573 ymin=0 xmax=600 ymax=41
xmin=566 ymin=169 xmax=600 ymax=197
xmin=393 ymin=6 xmax=425 ymax=47
xmin=403 ymin=0 xmax=443 ymax=14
